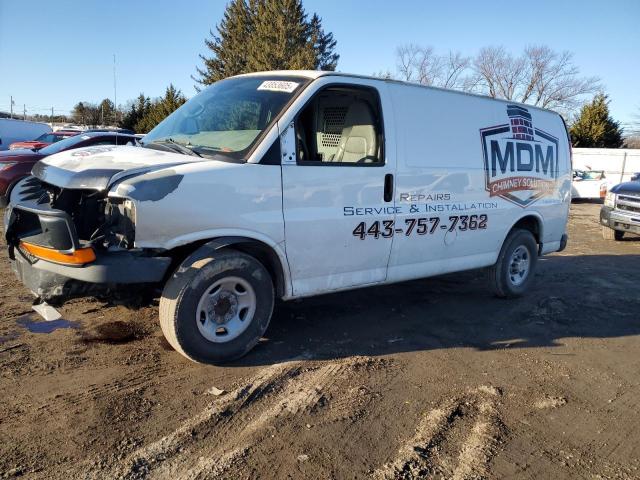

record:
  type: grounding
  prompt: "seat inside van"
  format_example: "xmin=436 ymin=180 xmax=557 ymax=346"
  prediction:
xmin=296 ymin=87 xmax=381 ymax=164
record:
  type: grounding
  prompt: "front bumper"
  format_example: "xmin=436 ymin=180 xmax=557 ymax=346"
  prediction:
xmin=4 ymin=176 xmax=171 ymax=300
xmin=11 ymin=248 xmax=171 ymax=300
xmin=600 ymin=205 xmax=640 ymax=235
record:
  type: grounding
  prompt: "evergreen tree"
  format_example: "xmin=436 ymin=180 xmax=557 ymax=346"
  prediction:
xmin=309 ymin=13 xmax=338 ymax=70
xmin=72 ymin=101 xmax=101 ymax=126
xmin=193 ymin=0 xmax=254 ymax=87
xmin=248 ymin=0 xmax=315 ymax=71
xmin=194 ymin=0 xmax=338 ymax=87
xmin=98 ymin=99 xmax=116 ymax=125
xmin=120 ymin=94 xmax=152 ymax=132
xmin=136 ymin=85 xmax=187 ymax=133
xmin=570 ymin=94 xmax=623 ymax=148
xmin=72 ymin=102 xmax=87 ymax=125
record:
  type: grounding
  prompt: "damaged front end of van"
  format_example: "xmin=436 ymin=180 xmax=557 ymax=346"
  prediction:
xmin=2 ymin=146 xmax=191 ymax=301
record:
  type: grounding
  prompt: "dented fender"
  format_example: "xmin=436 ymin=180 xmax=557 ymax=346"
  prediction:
xmin=107 ymin=160 xmax=292 ymax=297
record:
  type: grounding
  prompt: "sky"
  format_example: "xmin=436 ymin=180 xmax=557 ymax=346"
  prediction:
xmin=0 ymin=0 xmax=638 ymax=128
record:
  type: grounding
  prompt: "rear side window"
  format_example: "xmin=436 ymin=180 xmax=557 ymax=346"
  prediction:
xmin=295 ymin=86 xmax=384 ymax=165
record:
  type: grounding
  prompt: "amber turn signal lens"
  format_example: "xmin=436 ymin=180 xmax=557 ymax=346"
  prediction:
xmin=20 ymin=241 xmax=96 ymax=265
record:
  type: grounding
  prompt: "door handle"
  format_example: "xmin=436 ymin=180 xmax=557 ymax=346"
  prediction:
xmin=384 ymin=174 xmax=394 ymax=202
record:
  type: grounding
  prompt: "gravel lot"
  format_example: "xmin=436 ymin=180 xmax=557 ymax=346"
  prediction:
xmin=0 ymin=202 xmax=639 ymax=479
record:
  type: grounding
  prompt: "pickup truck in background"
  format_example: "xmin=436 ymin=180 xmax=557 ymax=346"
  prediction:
xmin=601 ymin=180 xmax=640 ymax=240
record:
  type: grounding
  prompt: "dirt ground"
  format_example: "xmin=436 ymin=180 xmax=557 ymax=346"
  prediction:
xmin=0 ymin=202 xmax=639 ymax=480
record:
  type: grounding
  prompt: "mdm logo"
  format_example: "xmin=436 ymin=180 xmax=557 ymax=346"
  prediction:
xmin=480 ymin=105 xmax=559 ymax=207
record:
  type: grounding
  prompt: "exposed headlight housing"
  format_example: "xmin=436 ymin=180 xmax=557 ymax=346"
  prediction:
xmin=123 ymin=199 xmax=136 ymax=225
xmin=604 ymin=191 xmax=616 ymax=208
xmin=103 ymin=198 xmax=136 ymax=249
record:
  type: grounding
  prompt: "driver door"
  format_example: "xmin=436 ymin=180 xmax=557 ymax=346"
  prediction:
xmin=280 ymin=81 xmax=397 ymax=297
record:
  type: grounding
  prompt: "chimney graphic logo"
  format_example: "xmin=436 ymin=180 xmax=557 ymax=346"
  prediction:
xmin=507 ymin=105 xmax=534 ymax=141
xmin=479 ymin=105 xmax=560 ymax=207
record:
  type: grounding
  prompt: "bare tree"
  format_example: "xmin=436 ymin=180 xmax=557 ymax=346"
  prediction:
xmin=623 ymin=136 xmax=640 ymax=148
xmin=390 ymin=43 xmax=599 ymax=115
xmin=629 ymin=107 xmax=640 ymax=136
xmin=472 ymin=45 xmax=599 ymax=113
xmin=395 ymin=44 xmax=472 ymax=91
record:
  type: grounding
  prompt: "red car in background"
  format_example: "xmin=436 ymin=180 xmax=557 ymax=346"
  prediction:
xmin=9 ymin=130 xmax=79 ymax=151
xmin=0 ymin=131 xmax=138 ymax=206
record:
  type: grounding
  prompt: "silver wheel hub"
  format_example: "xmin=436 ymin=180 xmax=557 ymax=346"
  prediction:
xmin=508 ymin=245 xmax=530 ymax=286
xmin=209 ymin=291 xmax=238 ymax=324
xmin=196 ymin=276 xmax=256 ymax=343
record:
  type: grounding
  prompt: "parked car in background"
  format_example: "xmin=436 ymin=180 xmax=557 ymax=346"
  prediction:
xmin=571 ymin=169 xmax=608 ymax=200
xmin=9 ymin=130 xmax=79 ymax=151
xmin=0 ymin=118 xmax=51 ymax=151
xmin=601 ymin=181 xmax=640 ymax=240
xmin=0 ymin=131 xmax=138 ymax=206
xmin=85 ymin=128 xmax=135 ymax=135
xmin=572 ymin=148 xmax=640 ymax=185
xmin=631 ymin=172 xmax=640 ymax=182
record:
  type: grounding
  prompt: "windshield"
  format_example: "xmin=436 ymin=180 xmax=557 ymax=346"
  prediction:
xmin=574 ymin=170 xmax=604 ymax=181
xmin=39 ymin=134 xmax=92 ymax=155
xmin=142 ymin=76 xmax=308 ymax=160
xmin=36 ymin=133 xmax=65 ymax=143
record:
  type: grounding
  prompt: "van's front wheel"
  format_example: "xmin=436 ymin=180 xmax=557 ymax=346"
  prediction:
xmin=488 ymin=229 xmax=538 ymax=298
xmin=159 ymin=249 xmax=274 ymax=364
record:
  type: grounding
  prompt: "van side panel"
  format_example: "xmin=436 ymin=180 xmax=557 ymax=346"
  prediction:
xmin=386 ymin=83 xmax=570 ymax=283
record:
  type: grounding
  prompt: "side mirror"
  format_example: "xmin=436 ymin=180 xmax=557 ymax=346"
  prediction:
xmin=279 ymin=121 xmax=296 ymax=165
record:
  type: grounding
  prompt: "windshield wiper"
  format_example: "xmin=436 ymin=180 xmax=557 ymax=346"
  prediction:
xmin=192 ymin=145 xmax=223 ymax=153
xmin=146 ymin=138 xmax=202 ymax=157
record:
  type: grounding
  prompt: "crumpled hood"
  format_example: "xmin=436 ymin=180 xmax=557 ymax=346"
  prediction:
xmin=32 ymin=145 xmax=208 ymax=190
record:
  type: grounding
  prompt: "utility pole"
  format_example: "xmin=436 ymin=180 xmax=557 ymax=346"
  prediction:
xmin=101 ymin=104 xmax=104 ymax=126
xmin=51 ymin=107 xmax=54 ymax=125
xmin=10 ymin=96 xmax=14 ymax=119
xmin=23 ymin=104 xmax=26 ymax=120
xmin=113 ymin=54 xmax=117 ymax=126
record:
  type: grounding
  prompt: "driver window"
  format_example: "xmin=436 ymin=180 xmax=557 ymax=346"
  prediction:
xmin=295 ymin=86 xmax=383 ymax=165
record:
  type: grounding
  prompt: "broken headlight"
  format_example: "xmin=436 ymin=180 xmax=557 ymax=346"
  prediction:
xmin=97 ymin=198 xmax=136 ymax=249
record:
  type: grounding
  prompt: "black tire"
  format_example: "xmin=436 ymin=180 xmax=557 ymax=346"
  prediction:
xmin=601 ymin=226 xmax=624 ymax=241
xmin=488 ymin=228 xmax=538 ymax=298
xmin=159 ymin=247 xmax=274 ymax=364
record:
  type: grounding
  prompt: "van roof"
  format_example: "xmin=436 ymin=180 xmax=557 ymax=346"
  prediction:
xmin=234 ymin=70 xmax=561 ymax=116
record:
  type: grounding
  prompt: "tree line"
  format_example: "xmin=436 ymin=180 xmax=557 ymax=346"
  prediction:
xmin=381 ymin=43 xmax=627 ymax=147
xmin=63 ymin=0 xmax=336 ymax=133
xmin=55 ymin=0 xmax=634 ymax=147
xmin=67 ymin=84 xmax=186 ymax=134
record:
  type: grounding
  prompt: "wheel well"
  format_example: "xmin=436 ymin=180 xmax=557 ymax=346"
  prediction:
xmin=4 ymin=175 xmax=26 ymax=202
xmin=231 ymin=241 xmax=286 ymax=298
xmin=165 ymin=238 xmax=287 ymax=298
xmin=511 ymin=215 xmax=542 ymax=244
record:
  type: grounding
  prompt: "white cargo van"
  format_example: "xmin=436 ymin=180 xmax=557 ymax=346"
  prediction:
xmin=4 ymin=71 xmax=571 ymax=363
xmin=0 ymin=118 xmax=51 ymax=151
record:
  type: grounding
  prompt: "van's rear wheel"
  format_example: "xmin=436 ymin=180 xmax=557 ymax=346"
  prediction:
xmin=488 ymin=229 xmax=538 ymax=298
xmin=160 ymin=249 xmax=274 ymax=364
xmin=601 ymin=226 xmax=624 ymax=241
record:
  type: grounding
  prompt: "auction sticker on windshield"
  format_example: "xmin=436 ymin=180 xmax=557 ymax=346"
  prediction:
xmin=257 ymin=80 xmax=299 ymax=93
